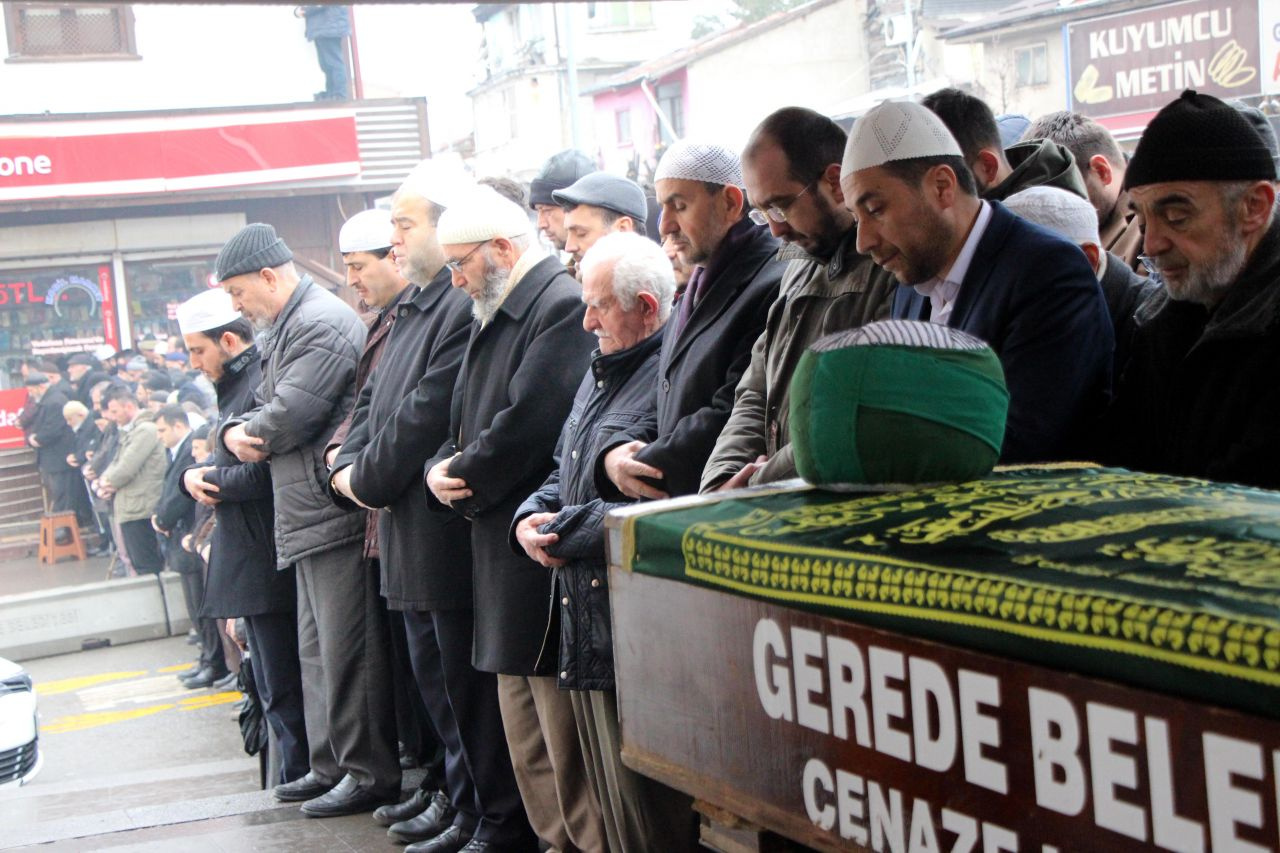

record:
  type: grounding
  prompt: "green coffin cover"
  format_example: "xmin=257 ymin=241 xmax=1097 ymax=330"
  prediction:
xmin=620 ymin=465 xmax=1280 ymax=718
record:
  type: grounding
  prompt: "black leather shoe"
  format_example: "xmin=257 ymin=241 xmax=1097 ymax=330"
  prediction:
xmin=457 ymin=841 xmax=500 ymax=853
xmin=373 ymin=786 xmax=430 ymax=827
xmin=300 ymin=774 xmax=398 ymax=818
xmin=181 ymin=666 xmax=229 ymax=689
xmin=273 ymin=771 xmax=334 ymax=802
xmin=388 ymin=791 xmax=457 ymax=842
xmin=177 ymin=663 xmax=201 ymax=680
xmin=404 ymin=825 xmax=471 ymax=853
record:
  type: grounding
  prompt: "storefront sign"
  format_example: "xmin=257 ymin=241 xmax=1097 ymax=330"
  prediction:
xmin=30 ymin=336 xmax=107 ymax=356
xmin=611 ymin=571 xmax=1280 ymax=852
xmin=98 ymin=265 xmax=118 ymax=350
xmin=1068 ymin=0 xmax=1262 ymax=119
xmin=1263 ymin=0 xmax=1280 ymax=94
xmin=0 ymin=388 xmax=29 ymax=450
xmin=0 ymin=109 xmax=360 ymax=202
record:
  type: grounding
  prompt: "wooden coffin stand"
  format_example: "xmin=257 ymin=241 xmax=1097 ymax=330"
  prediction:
xmin=604 ymin=467 xmax=1280 ymax=853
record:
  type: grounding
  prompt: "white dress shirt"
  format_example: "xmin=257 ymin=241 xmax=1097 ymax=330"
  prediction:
xmin=913 ymin=200 xmax=993 ymax=325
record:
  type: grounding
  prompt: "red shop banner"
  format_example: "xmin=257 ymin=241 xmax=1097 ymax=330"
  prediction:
xmin=0 ymin=388 xmax=29 ymax=451
xmin=0 ymin=108 xmax=360 ymax=202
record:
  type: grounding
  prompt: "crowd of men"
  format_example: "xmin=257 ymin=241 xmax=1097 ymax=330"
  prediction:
xmin=25 ymin=85 xmax=1279 ymax=853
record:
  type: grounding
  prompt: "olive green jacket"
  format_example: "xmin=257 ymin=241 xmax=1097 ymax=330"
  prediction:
xmin=101 ymin=411 xmax=167 ymax=523
xmin=700 ymin=230 xmax=895 ymax=491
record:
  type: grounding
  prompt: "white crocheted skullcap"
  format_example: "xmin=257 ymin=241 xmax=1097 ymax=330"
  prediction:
xmin=435 ymin=188 xmax=534 ymax=246
xmin=1004 ymin=186 xmax=1101 ymax=248
xmin=177 ymin=289 xmax=242 ymax=336
xmin=397 ymin=158 xmax=476 ymax=210
xmin=842 ymin=99 xmax=963 ymax=176
xmin=654 ymin=140 xmax=743 ymax=187
xmin=339 ymin=208 xmax=393 ymax=254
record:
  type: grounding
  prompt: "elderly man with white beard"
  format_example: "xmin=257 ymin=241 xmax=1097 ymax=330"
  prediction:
xmin=1102 ymin=90 xmax=1280 ymax=489
xmin=425 ymin=190 xmax=602 ymax=853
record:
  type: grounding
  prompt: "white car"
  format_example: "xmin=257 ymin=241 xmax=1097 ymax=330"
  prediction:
xmin=0 ymin=656 xmax=40 ymax=788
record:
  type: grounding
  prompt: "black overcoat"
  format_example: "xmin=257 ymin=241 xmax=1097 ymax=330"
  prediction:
xmin=595 ymin=219 xmax=783 ymax=499
xmin=181 ymin=348 xmax=295 ymax=618
xmin=28 ymin=386 xmax=76 ymax=474
xmin=332 ymin=272 xmax=475 ymax=611
xmin=426 ymin=255 xmax=595 ymax=675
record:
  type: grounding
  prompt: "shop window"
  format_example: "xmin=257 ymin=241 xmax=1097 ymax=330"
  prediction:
xmin=616 ymin=108 xmax=633 ymax=146
xmin=589 ymin=2 xmax=654 ymax=30
xmin=4 ymin=3 xmax=137 ymax=61
xmin=1014 ymin=43 xmax=1048 ymax=88
xmin=123 ymin=256 xmax=217 ymax=344
xmin=656 ymin=81 xmax=684 ymax=143
xmin=0 ymin=263 xmax=116 ymax=381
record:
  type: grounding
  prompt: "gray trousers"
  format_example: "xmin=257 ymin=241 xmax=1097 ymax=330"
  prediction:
xmin=570 ymin=690 xmax=697 ymax=853
xmin=295 ymin=541 xmax=400 ymax=795
xmin=497 ymin=674 xmax=605 ymax=853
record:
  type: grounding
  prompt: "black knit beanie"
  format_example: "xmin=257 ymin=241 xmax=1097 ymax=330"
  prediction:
xmin=215 ymin=223 xmax=294 ymax=282
xmin=1125 ymin=90 xmax=1277 ymax=190
xmin=528 ymin=149 xmax=597 ymax=209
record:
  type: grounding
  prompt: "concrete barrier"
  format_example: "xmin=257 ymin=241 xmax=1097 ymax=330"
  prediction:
xmin=0 ymin=572 xmax=192 ymax=661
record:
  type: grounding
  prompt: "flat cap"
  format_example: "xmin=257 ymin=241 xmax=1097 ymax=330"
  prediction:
xmin=529 ymin=149 xmax=597 ymax=208
xmin=68 ymin=353 xmax=96 ymax=367
xmin=552 ymin=173 xmax=648 ymax=225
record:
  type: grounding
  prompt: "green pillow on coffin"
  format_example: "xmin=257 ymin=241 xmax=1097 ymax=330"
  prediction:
xmin=790 ymin=320 xmax=1009 ymax=486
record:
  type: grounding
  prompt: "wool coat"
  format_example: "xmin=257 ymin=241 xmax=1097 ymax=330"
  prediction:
xmin=426 ymin=255 xmax=595 ymax=675
xmin=595 ymin=218 xmax=783 ymax=499
xmin=101 ymin=411 xmax=167 ymax=523
xmin=333 ymin=272 xmax=475 ymax=611
xmin=182 ymin=347 xmax=295 ymax=618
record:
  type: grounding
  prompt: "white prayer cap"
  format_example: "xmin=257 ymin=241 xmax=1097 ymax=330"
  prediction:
xmin=842 ymin=100 xmax=963 ymax=177
xmin=339 ymin=209 xmax=393 ymax=254
xmin=396 ymin=159 xmax=476 ymax=210
xmin=1003 ymin=186 xmax=1101 ymax=249
xmin=93 ymin=344 xmax=117 ymax=361
xmin=654 ymin=141 xmax=743 ymax=188
xmin=177 ymin=289 xmax=242 ymax=336
xmin=436 ymin=188 xmax=534 ymax=246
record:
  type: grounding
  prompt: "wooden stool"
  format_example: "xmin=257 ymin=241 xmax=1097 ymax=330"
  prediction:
xmin=38 ymin=511 xmax=86 ymax=565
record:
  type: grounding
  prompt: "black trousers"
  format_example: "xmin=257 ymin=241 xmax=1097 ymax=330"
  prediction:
xmin=243 ymin=611 xmax=310 ymax=784
xmin=174 ymin=557 xmax=225 ymax=673
xmin=46 ymin=469 xmax=93 ymax=527
xmin=388 ymin=606 xmax=446 ymax=788
xmin=402 ymin=609 xmax=534 ymax=847
xmin=119 ymin=519 xmax=164 ymax=574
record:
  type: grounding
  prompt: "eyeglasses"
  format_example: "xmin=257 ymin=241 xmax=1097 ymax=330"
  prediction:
xmin=1137 ymin=254 xmax=1165 ymax=286
xmin=444 ymin=241 xmax=488 ymax=272
xmin=748 ymin=181 xmax=816 ymax=226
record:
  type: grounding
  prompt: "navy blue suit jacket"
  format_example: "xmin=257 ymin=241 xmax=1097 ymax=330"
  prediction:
xmin=891 ymin=200 xmax=1113 ymax=462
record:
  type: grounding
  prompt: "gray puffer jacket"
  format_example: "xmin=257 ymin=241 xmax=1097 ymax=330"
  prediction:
xmin=223 ymin=275 xmax=366 ymax=567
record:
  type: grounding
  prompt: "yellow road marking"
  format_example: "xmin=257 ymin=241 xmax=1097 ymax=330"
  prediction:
xmin=179 ymin=691 xmax=243 ymax=711
xmin=156 ymin=662 xmax=197 ymax=674
xmin=36 ymin=671 xmax=148 ymax=696
xmin=42 ymin=704 xmax=173 ymax=734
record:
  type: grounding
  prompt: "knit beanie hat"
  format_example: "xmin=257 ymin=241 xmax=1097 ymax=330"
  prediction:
xmin=529 ymin=150 xmax=597 ymax=208
xmin=436 ymin=189 xmax=533 ymax=245
xmin=215 ymin=223 xmax=293 ymax=282
xmin=789 ymin=320 xmax=1008 ymax=487
xmin=1125 ymin=90 xmax=1277 ymax=190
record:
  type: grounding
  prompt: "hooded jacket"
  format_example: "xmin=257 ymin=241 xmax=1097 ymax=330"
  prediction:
xmin=986 ymin=139 xmax=1089 ymax=202
xmin=221 ymin=275 xmax=366 ymax=567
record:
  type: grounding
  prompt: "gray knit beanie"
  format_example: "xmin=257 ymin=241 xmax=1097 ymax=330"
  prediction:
xmin=215 ymin=223 xmax=294 ymax=282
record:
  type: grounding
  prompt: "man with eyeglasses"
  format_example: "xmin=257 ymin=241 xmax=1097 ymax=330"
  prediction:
xmin=702 ymin=107 xmax=898 ymax=491
xmin=426 ymin=189 xmax=601 ymax=853
xmin=596 ymin=141 xmax=783 ymax=501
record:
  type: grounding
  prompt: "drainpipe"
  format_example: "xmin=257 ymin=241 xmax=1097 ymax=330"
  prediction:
xmin=563 ymin=3 xmax=581 ymax=148
xmin=348 ymin=6 xmax=364 ymax=100
xmin=640 ymin=78 xmax=679 ymax=141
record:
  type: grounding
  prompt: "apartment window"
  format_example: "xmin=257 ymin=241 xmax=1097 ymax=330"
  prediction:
xmin=589 ymin=2 xmax=654 ymax=30
xmin=5 ymin=3 xmax=136 ymax=60
xmin=656 ymin=82 xmax=684 ymax=143
xmin=1014 ymin=43 xmax=1048 ymax=87
xmin=616 ymin=108 xmax=633 ymax=146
